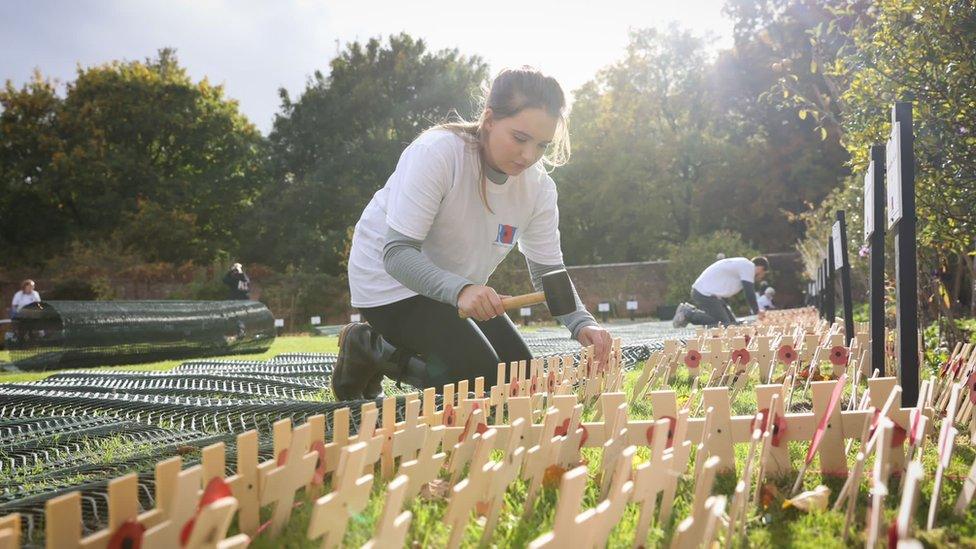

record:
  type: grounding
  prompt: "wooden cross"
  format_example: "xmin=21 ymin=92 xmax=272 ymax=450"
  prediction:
xmin=362 ymin=475 xmax=412 ymax=549
xmin=142 ymin=464 xmax=204 ymax=549
xmin=305 ymin=413 xmax=328 ymax=495
xmin=45 ymin=461 xmax=175 ymax=549
xmin=477 ymin=419 xmax=527 ymax=546
xmin=927 ymin=384 xmax=958 ymax=529
xmin=894 ymin=461 xmax=924 ymax=545
xmin=521 ymin=410 xmax=566 ymax=518
xmin=598 ymin=403 xmax=630 ymax=498
xmin=866 ymin=419 xmax=894 ymax=548
xmin=670 ymin=455 xmax=721 ymax=549
xmin=528 ymin=466 xmax=597 ymax=548
xmin=444 ymin=428 xmax=500 ymax=548
xmin=259 ymin=422 xmax=319 ymax=536
xmin=590 ymin=445 xmax=636 ymax=546
xmin=398 ymin=424 xmax=447 ymax=500
xmin=727 ymin=426 xmax=763 ymax=546
xmin=631 ymin=418 xmax=672 ymax=547
xmin=307 ymin=441 xmax=374 ymax=548
xmin=324 ymin=406 xmax=352 ymax=476
xmin=183 ymin=493 xmax=250 ymax=549
xmin=391 ymin=396 xmax=427 ymax=465
xmin=0 ymin=514 xmax=19 ymax=549
xmin=447 ymin=408 xmax=489 ymax=483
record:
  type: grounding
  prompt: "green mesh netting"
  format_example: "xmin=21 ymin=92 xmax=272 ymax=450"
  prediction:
xmin=6 ymin=300 xmax=275 ymax=370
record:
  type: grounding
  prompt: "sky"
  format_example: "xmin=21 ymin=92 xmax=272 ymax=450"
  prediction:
xmin=1 ymin=0 xmax=734 ymax=134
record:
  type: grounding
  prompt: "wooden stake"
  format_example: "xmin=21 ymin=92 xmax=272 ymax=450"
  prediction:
xmin=259 ymin=422 xmax=319 ymax=536
xmin=307 ymin=441 xmax=374 ymax=548
xmin=0 ymin=514 xmax=19 ymax=549
xmin=362 ymin=475 xmax=412 ymax=549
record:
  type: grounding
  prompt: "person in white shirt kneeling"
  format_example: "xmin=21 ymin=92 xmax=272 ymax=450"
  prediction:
xmin=334 ymin=67 xmax=613 ymax=400
xmin=673 ymin=256 xmax=769 ymax=327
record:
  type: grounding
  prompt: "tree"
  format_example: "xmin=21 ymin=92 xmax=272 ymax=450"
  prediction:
xmin=0 ymin=75 xmax=72 ymax=260
xmin=0 ymin=49 xmax=267 ymax=266
xmin=795 ymin=0 xmax=976 ymax=321
xmin=558 ymin=26 xmax=831 ymax=265
xmin=248 ymin=33 xmax=489 ymax=274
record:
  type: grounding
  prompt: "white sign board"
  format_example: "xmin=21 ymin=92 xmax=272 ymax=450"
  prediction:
xmin=274 ymin=318 xmax=284 ymax=328
xmin=598 ymin=302 xmax=611 ymax=313
xmin=520 ymin=307 xmax=532 ymax=317
xmin=832 ymin=221 xmax=845 ymax=270
xmin=863 ymin=161 xmax=875 ymax=240
xmin=310 ymin=316 xmax=321 ymax=325
xmin=886 ymin=122 xmax=903 ymax=228
xmin=626 ymin=300 xmax=638 ymax=311
xmin=350 ymin=313 xmax=362 ymax=323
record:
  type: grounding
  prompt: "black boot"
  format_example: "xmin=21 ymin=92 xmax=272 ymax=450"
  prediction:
xmin=332 ymin=322 xmax=430 ymax=400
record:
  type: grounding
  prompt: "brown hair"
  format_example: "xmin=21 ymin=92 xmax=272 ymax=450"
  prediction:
xmin=751 ymin=256 xmax=770 ymax=270
xmin=436 ymin=66 xmax=570 ymax=211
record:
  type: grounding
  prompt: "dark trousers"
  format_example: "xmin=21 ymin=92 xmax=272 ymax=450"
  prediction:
xmin=689 ymin=289 xmax=738 ymax=327
xmin=359 ymin=295 xmax=533 ymax=389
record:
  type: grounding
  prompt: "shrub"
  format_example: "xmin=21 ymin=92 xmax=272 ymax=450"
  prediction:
xmin=665 ymin=230 xmax=758 ymax=305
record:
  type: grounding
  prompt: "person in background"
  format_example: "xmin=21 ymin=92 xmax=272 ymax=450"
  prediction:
xmin=223 ymin=263 xmax=251 ymax=300
xmin=11 ymin=279 xmax=41 ymax=317
xmin=757 ymin=287 xmax=776 ymax=311
xmin=672 ymin=256 xmax=770 ymax=327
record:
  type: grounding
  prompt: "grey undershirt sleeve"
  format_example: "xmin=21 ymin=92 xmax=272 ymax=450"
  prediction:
xmin=525 ymin=258 xmax=599 ymax=340
xmin=741 ymin=281 xmax=759 ymax=315
xmin=383 ymin=227 xmax=473 ymax=306
xmin=383 ymin=227 xmax=598 ymax=340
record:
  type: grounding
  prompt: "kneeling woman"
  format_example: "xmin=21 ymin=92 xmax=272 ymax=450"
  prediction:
xmin=334 ymin=67 xmax=612 ymax=400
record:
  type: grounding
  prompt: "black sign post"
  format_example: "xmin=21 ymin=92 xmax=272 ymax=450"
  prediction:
xmin=816 ymin=260 xmax=825 ymax=318
xmin=865 ymin=144 xmax=887 ymax=375
xmin=825 ymin=243 xmax=836 ymax=322
xmin=833 ymin=210 xmax=855 ymax=345
xmin=887 ymin=102 xmax=919 ymax=406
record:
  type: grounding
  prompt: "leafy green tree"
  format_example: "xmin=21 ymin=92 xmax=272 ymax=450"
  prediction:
xmin=248 ymin=33 xmax=489 ymax=274
xmin=0 ymin=75 xmax=72 ymax=260
xmin=0 ymin=49 xmax=267 ymax=266
xmin=794 ymin=0 xmax=976 ymax=321
xmin=559 ymin=26 xmax=838 ymax=265
xmin=560 ymin=28 xmax=734 ymax=263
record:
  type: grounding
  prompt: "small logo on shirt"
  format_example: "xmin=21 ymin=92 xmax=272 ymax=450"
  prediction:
xmin=495 ymin=224 xmax=518 ymax=245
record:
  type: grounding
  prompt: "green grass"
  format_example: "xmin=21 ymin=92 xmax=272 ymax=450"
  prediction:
xmin=249 ymin=361 xmax=976 ymax=548
xmin=5 ymin=335 xmax=976 ymax=547
xmin=0 ymin=335 xmax=339 ymax=383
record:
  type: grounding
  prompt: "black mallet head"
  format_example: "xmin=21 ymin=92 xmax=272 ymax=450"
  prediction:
xmin=541 ymin=270 xmax=576 ymax=317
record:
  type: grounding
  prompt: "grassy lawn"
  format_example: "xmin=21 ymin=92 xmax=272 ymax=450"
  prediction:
xmin=0 ymin=335 xmax=339 ymax=384
xmin=4 ymin=335 xmax=976 ymax=547
xmin=249 ymin=363 xmax=976 ymax=548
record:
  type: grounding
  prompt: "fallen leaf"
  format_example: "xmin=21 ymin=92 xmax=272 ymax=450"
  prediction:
xmin=761 ymin=483 xmax=780 ymax=510
xmin=420 ymin=479 xmax=451 ymax=501
xmin=783 ymin=485 xmax=830 ymax=512
xmin=543 ymin=465 xmax=567 ymax=489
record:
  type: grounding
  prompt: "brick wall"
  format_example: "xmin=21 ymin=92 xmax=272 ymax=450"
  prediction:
xmin=3 ymin=253 xmax=806 ymax=323
xmin=500 ymin=253 xmax=806 ymax=321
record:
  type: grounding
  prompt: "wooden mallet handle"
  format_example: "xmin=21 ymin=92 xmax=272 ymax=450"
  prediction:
xmin=459 ymin=291 xmax=545 ymax=319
